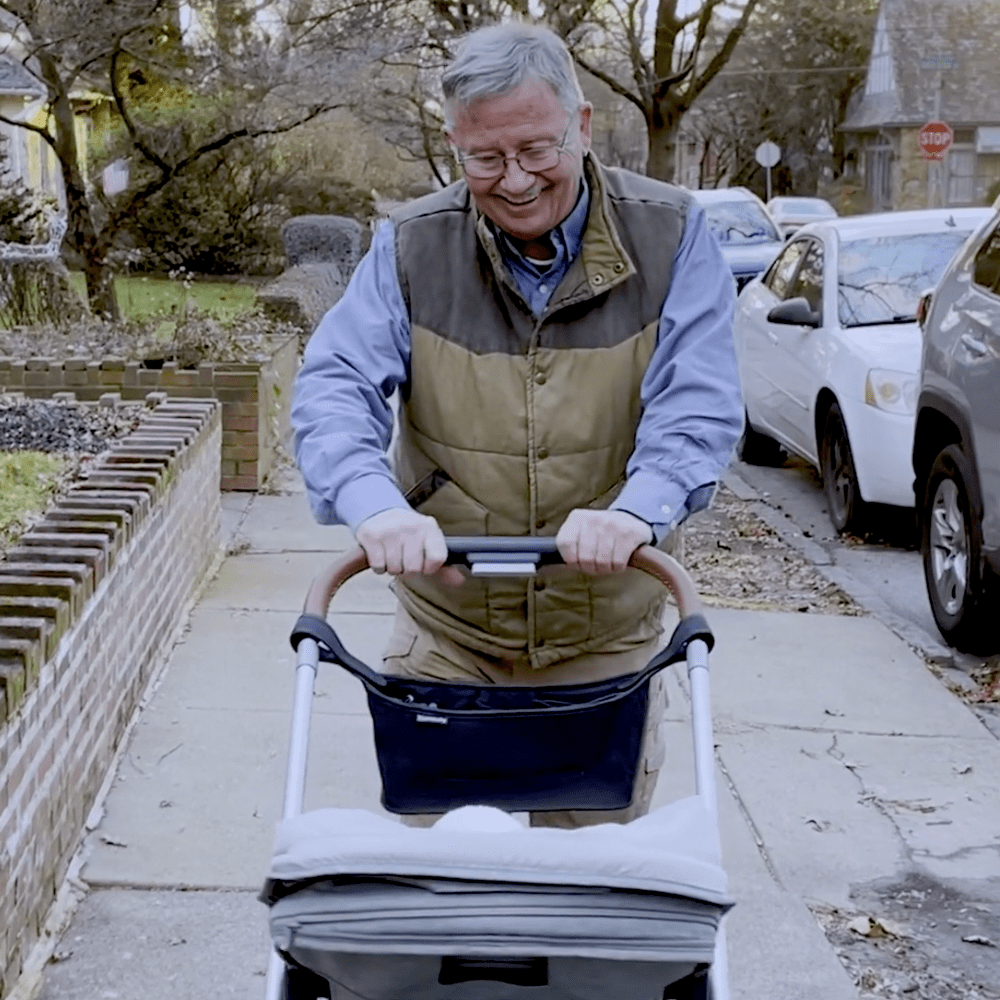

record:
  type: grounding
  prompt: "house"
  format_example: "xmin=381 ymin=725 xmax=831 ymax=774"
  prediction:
xmin=0 ymin=54 xmax=64 ymax=205
xmin=841 ymin=0 xmax=1000 ymax=211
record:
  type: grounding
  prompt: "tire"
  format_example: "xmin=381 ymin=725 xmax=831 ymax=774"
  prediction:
xmin=921 ymin=444 xmax=1000 ymax=654
xmin=820 ymin=402 xmax=868 ymax=535
xmin=738 ymin=413 xmax=786 ymax=466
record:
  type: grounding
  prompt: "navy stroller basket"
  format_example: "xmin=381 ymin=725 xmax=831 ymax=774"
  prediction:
xmin=264 ymin=538 xmax=731 ymax=1000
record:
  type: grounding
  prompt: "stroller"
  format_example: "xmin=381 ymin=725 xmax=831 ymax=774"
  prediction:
xmin=261 ymin=538 xmax=733 ymax=1000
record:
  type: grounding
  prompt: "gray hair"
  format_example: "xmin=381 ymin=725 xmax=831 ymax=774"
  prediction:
xmin=442 ymin=23 xmax=584 ymax=130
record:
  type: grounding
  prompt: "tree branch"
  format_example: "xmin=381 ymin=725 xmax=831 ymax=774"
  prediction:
xmin=572 ymin=53 xmax=645 ymax=115
xmin=0 ymin=109 xmax=57 ymax=148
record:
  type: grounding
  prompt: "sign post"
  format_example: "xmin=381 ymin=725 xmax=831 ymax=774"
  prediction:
xmin=755 ymin=141 xmax=781 ymax=202
xmin=918 ymin=120 xmax=953 ymax=207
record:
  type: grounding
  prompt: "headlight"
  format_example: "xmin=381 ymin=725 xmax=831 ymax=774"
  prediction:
xmin=864 ymin=369 xmax=918 ymax=414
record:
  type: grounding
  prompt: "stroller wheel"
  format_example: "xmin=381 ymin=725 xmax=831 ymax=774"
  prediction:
xmin=283 ymin=962 xmax=331 ymax=1000
xmin=663 ymin=963 xmax=710 ymax=1000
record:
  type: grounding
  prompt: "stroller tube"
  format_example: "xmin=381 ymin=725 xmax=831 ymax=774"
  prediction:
xmin=303 ymin=541 xmax=703 ymax=619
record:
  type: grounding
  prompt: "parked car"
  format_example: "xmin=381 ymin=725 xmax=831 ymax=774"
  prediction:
xmin=913 ymin=202 xmax=1000 ymax=654
xmin=733 ymin=206 xmax=992 ymax=535
xmin=689 ymin=187 xmax=785 ymax=291
xmin=766 ymin=196 xmax=838 ymax=238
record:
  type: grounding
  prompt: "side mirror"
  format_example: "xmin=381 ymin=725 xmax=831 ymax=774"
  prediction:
xmin=915 ymin=289 xmax=933 ymax=329
xmin=767 ymin=297 xmax=821 ymax=327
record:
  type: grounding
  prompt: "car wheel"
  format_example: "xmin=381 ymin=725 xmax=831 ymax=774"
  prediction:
xmin=820 ymin=402 xmax=868 ymax=534
xmin=921 ymin=444 xmax=999 ymax=654
xmin=738 ymin=413 xmax=786 ymax=466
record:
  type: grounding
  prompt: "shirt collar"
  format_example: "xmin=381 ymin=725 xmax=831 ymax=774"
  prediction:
xmin=493 ymin=176 xmax=591 ymax=272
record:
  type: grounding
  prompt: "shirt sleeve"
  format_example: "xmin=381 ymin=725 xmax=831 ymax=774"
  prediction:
xmin=611 ymin=200 xmax=745 ymax=537
xmin=291 ymin=221 xmax=413 ymax=530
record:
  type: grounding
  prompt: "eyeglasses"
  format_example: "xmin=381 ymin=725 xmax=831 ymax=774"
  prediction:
xmin=455 ymin=122 xmax=573 ymax=180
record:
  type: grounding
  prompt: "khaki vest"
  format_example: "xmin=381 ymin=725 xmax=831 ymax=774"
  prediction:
xmin=389 ymin=157 xmax=691 ymax=669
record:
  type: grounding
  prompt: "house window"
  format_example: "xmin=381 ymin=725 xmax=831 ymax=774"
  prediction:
xmin=865 ymin=139 xmax=894 ymax=210
xmin=947 ymin=147 xmax=976 ymax=205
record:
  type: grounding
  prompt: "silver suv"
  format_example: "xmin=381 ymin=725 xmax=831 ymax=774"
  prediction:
xmin=913 ymin=201 xmax=1000 ymax=654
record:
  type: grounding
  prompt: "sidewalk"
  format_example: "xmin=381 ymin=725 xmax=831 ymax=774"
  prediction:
xmin=29 ymin=473 xmax=1000 ymax=1000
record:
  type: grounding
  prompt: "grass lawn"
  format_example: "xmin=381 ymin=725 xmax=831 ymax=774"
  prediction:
xmin=0 ymin=452 xmax=68 ymax=557
xmin=68 ymin=273 xmax=256 ymax=322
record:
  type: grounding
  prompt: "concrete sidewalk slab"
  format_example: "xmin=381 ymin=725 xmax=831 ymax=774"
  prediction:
xmin=235 ymin=493 xmax=353 ymax=553
xmin=200 ymin=552 xmax=397 ymax=614
xmin=35 ymin=889 xmax=271 ymax=1000
xmin=706 ymin=607 xmax=985 ymax=737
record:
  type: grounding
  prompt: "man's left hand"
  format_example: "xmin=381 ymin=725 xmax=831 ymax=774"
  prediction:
xmin=556 ymin=509 xmax=654 ymax=575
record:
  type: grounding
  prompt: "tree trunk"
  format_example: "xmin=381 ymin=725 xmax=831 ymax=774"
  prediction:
xmin=35 ymin=50 xmax=120 ymax=320
xmin=646 ymin=101 xmax=684 ymax=182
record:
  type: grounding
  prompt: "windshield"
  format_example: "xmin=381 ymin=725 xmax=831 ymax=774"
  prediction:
xmin=702 ymin=201 xmax=781 ymax=246
xmin=838 ymin=231 xmax=972 ymax=327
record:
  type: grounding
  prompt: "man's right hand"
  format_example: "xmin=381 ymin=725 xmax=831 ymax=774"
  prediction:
xmin=355 ymin=508 xmax=465 ymax=587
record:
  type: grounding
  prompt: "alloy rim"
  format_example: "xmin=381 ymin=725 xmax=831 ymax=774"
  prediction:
xmin=929 ymin=478 xmax=968 ymax=617
xmin=828 ymin=431 xmax=851 ymax=519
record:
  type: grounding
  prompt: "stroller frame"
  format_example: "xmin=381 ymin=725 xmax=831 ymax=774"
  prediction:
xmin=263 ymin=539 xmax=731 ymax=1000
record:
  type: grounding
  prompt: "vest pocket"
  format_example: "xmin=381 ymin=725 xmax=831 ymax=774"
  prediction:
xmin=411 ymin=473 xmax=490 ymax=536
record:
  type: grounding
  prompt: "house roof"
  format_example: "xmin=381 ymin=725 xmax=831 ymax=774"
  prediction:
xmin=843 ymin=0 xmax=1000 ymax=131
xmin=0 ymin=55 xmax=43 ymax=96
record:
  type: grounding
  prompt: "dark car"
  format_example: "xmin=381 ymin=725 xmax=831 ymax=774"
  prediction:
xmin=913 ymin=199 xmax=1000 ymax=654
xmin=689 ymin=187 xmax=785 ymax=292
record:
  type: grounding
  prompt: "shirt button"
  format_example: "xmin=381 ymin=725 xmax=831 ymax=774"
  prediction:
xmin=539 ymin=283 xmax=548 ymax=293
xmin=534 ymin=371 xmax=547 ymax=384
xmin=537 ymin=447 xmax=549 ymax=460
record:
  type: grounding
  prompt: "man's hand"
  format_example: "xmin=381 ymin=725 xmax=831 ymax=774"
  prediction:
xmin=556 ymin=509 xmax=654 ymax=574
xmin=355 ymin=508 xmax=464 ymax=586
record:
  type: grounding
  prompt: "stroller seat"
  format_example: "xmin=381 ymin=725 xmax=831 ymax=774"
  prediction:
xmin=263 ymin=798 xmax=732 ymax=1000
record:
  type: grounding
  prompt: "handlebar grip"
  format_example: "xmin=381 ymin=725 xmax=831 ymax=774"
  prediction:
xmin=303 ymin=539 xmax=702 ymax=620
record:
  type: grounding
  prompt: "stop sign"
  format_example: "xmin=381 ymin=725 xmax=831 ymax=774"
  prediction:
xmin=918 ymin=120 xmax=954 ymax=160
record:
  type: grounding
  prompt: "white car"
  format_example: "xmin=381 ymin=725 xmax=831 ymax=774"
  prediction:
xmin=734 ymin=207 xmax=992 ymax=534
xmin=765 ymin=196 xmax=838 ymax=238
xmin=689 ymin=187 xmax=785 ymax=291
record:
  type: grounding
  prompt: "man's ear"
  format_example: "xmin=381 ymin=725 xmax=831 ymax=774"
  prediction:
xmin=578 ymin=102 xmax=593 ymax=153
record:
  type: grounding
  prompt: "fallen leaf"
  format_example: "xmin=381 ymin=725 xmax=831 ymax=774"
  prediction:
xmin=962 ymin=934 xmax=997 ymax=947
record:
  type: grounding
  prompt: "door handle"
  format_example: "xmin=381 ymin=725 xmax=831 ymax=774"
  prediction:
xmin=960 ymin=333 xmax=987 ymax=356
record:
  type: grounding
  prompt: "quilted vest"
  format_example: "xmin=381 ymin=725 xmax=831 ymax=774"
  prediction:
xmin=389 ymin=156 xmax=690 ymax=669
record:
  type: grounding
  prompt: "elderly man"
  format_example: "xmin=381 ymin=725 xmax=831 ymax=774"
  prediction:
xmin=292 ymin=22 xmax=743 ymax=827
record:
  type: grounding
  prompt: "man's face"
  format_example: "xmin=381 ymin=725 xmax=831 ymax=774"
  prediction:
xmin=447 ymin=79 xmax=592 ymax=243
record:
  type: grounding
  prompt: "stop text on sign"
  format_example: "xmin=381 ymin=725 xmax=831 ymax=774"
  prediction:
xmin=918 ymin=120 xmax=953 ymax=161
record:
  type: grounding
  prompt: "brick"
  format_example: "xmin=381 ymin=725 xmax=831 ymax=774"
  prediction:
xmin=221 ymin=474 xmax=260 ymax=490
xmin=0 ymin=617 xmax=55 ymax=662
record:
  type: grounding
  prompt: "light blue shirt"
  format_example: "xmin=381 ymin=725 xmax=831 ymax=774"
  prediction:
xmin=293 ymin=183 xmax=743 ymax=540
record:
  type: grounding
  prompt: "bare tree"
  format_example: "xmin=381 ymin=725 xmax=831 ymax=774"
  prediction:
xmin=0 ymin=0 xmax=354 ymax=317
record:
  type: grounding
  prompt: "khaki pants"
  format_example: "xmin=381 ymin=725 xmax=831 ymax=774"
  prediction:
xmin=381 ymin=606 xmax=668 ymax=829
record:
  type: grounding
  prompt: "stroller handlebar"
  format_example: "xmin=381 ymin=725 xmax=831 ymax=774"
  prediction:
xmin=303 ymin=539 xmax=703 ymax=620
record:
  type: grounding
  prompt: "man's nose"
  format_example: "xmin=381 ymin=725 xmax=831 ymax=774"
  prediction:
xmin=497 ymin=158 xmax=536 ymax=193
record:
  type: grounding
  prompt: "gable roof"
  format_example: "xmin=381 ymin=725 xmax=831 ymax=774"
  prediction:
xmin=843 ymin=0 xmax=1000 ymax=130
xmin=0 ymin=54 xmax=43 ymax=96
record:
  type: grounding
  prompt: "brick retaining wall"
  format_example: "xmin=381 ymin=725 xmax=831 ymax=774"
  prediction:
xmin=0 ymin=333 xmax=297 ymax=490
xmin=0 ymin=399 xmax=222 ymax=997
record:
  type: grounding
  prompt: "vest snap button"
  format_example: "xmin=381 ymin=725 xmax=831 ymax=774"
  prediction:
xmin=534 ymin=371 xmax=547 ymax=385
xmin=537 ymin=447 xmax=549 ymax=460
xmin=613 ymin=262 xmax=625 ymax=273
xmin=535 ymin=579 xmax=546 ymax=592
xmin=592 ymin=273 xmax=604 ymax=285
xmin=535 ymin=518 xmax=546 ymax=529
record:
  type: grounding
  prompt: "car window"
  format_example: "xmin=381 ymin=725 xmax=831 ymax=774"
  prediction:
xmin=787 ymin=242 xmax=824 ymax=315
xmin=702 ymin=200 xmax=781 ymax=246
xmin=972 ymin=221 xmax=1000 ymax=295
xmin=763 ymin=240 xmax=808 ymax=298
xmin=837 ymin=231 xmax=974 ymax=327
